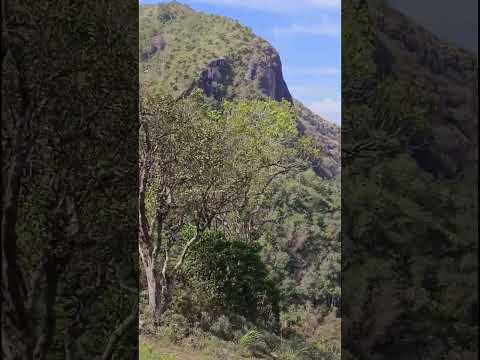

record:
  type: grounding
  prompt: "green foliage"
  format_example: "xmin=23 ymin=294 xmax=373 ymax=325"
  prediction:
xmin=139 ymin=341 xmax=181 ymax=360
xmin=179 ymin=231 xmax=280 ymax=328
xmin=239 ymin=329 xmax=271 ymax=357
xmin=140 ymin=2 xmax=269 ymax=98
xmin=139 ymin=342 xmax=157 ymax=360
xmin=140 ymin=90 xmax=308 ymax=246
xmin=158 ymin=312 xmax=191 ymax=344
xmin=342 ymin=0 xmax=432 ymax=167
xmin=280 ymin=306 xmax=340 ymax=358
xmin=239 ymin=329 xmax=267 ymax=348
xmin=259 ymin=170 xmax=340 ymax=308
xmin=139 ymin=4 xmax=341 ymax=359
xmin=274 ymin=345 xmax=313 ymax=360
xmin=209 ymin=315 xmax=235 ymax=340
xmin=341 ymin=0 xmax=378 ymax=114
xmin=341 ymin=0 xmax=478 ymax=357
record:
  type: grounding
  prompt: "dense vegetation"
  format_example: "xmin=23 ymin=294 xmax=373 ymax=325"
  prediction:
xmin=138 ymin=3 xmax=341 ymax=359
xmin=3 ymin=2 xmax=139 ymax=358
xmin=139 ymin=90 xmax=340 ymax=359
xmin=140 ymin=2 xmax=271 ymax=99
xmin=140 ymin=2 xmax=340 ymax=179
xmin=342 ymin=0 xmax=478 ymax=358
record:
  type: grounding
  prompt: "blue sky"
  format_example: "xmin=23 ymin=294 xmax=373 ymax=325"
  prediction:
xmin=141 ymin=0 xmax=341 ymax=124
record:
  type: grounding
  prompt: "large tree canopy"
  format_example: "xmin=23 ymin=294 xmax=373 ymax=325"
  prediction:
xmin=138 ymin=89 xmax=318 ymax=322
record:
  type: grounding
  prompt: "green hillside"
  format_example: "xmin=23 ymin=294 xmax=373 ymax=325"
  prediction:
xmin=140 ymin=2 xmax=340 ymax=178
xmin=139 ymin=3 xmax=341 ymax=360
xmin=140 ymin=2 xmax=268 ymax=99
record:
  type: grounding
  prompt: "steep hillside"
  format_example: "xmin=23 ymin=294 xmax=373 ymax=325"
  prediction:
xmin=139 ymin=1 xmax=340 ymax=178
xmin=342 ymin=0 xmax=478 ymax=358
xmin=295 ymin=100 xmax=341 ymax=178
xmin=138 ymin=4 xmax=342 ymax=359
xmin=372 ymin=2 xmax=478 ymax=177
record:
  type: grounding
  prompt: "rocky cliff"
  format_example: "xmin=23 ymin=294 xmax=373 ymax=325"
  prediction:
xmin=139 ymin=2 xmax=340 ymax=179
xmin=244 ymin=43 xmax=293 ymax=102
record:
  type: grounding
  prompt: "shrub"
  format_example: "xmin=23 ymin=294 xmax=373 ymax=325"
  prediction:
xmin=274 ymin=344 xmax=314 ymax=360
xmin=239 ymin=329 xmax=268 ymax=355
xmin=180 ymin=231 xmax=280 ymax=328
xmin=210 ymin=315 xmax=234 ymax=340
xmin=158 ymin=312 xmax=191 ymax=343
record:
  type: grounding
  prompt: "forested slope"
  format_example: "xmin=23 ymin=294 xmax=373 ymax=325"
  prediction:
xmin=140 ymin=2 xmax=340 ymax=179
xmin=342 ymin=0 xmax=478 ymax=358
xmin=138 ymin=2 xmax=341 ymax=360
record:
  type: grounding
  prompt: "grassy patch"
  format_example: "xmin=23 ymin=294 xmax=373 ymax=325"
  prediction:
xmin=140 ymin=341 xmax=177 ymax=360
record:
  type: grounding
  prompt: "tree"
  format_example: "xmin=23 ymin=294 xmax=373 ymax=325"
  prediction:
xmin=2 ymin=1 xmax=138 ymax=358
xmin=179 ymin=230 xmax=280 ymax=328
xmin=258 ymin=169 xmax=341 ymax=309
xmin=341 ymin=0 xmax=478 ymax=357
xmin=138 ymin=89 xmax=313 ymax=322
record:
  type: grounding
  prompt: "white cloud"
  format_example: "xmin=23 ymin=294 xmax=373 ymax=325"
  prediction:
xmin=273 ymin=16 xmax=340 ymax=37
xmin=308 ymin=98 xmax=341 ymax=124
xmin=285 ymin=66 xmax=340 ymax=76
xmin=188 ymin=0 xmax=340 ymax=12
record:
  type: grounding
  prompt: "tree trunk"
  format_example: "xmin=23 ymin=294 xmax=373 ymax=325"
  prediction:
xmin=140 ymin=246 xmax=173 ymax=323
xmin=1 ymin=317 xmax=32 ymax=360
xmin=142 ymin=257 xmax=161 ymax=321
xmin=142 ymin=255 xmax=178 ymax=325
xmin=2 ymin=144 xmax=32 ymax=360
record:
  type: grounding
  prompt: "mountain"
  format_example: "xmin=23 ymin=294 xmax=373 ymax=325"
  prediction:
xmin=372 ymin=2 xmax=478 ymax=178
xmin=138 ymin=4 xmax=342 ymax=358
xmin=139 ymin=2 xmax=340 ymax=178
xmin=342 ymin=1 xmax=478 ymax=358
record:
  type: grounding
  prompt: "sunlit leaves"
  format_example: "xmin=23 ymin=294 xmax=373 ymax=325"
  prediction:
xmin=140 ymin=91 xmax=310 ymax=241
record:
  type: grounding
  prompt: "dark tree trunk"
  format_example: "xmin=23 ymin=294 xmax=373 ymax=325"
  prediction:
xmin=1 ymin=145 xmax=32 ymax=360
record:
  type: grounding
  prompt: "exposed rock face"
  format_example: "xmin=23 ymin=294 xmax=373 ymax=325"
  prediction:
xmin=195 ymin=58 xmax=232 ymax=100
xmin=187 ymin=44 xmax=338 ymax=178
xmin=188 ymin=51 xmax=339 ymax=179
xmin=295 ymin=100 xmax=341 ymax=179
xmin=141 ymin=35 xmax=166 ymax=61
xmin=193 ymin=46 xmax=293 ymax=103
xmin=140 ymin=3 xmax=341 ymax=179
xmin=245 ymin=47 xmax=293 ymax=102
xmin=374 ymin=6 xmax=478 ymax=178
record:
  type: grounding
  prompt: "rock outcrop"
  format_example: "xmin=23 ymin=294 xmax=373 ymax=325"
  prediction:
xmin=139 ymin=2 xmax=341 ymax=179
xmin=195 ymin=58 xmax=232 ymax=100
xmin=186 ymin=48 xmax=339 ymax=178
xmin=245 ymin=46 xmax=293 ymax=102
xmin=192 ymin=44 xmax=293 ymax=104
xmin=141 ymin=35 xmax=166 ymax=61
xmin=295 ymin=100 xmax=341 ymax=179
